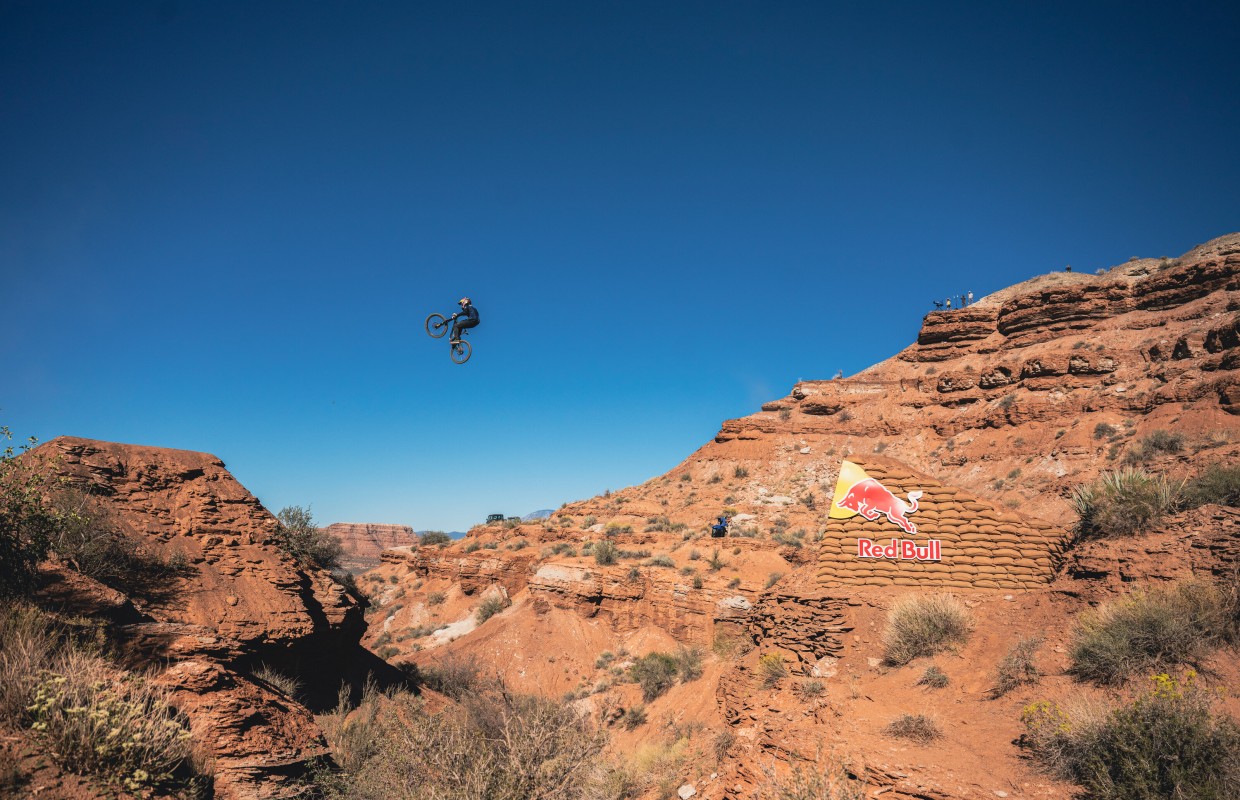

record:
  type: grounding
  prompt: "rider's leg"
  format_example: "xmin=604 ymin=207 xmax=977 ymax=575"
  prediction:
xmin=452 ymin=319 xmax=477 ymax=343
xmin=450 ymin=321 xmax=463 ymax=343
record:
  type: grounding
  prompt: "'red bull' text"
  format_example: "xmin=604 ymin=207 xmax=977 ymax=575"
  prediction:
xmin=857 ymin=538 xmax=941 ymax=561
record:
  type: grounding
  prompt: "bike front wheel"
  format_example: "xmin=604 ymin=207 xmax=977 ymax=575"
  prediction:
xmin=450 ymin=340 xmax=472 ymax=364
xmin=426 ymin=313 xmax=448 ymax=338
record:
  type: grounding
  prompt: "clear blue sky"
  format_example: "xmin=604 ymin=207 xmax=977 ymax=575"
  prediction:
xmin=3 ymin=2 xmax=1238 ymax=530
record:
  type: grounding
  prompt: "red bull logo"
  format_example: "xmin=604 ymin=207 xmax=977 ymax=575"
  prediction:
xmin=829 ymin=461 xmax=941 ymax=562
xmin=857 ymin=539 xmax=941 ymax=560
xmin=834 ymin=477 xmax=923 ymax=535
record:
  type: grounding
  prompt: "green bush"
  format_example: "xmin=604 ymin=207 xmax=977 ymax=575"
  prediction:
xmin=1070 ymin=468 xmax=1183 ymax=539
xmin=0 ymin=430 xmax=57 ymax=598
xmin=1093 ymin=422 xmax=1119 ymax=440
xmin=882 ymin=594 xmax=973 ymax=666
xmin=593 ymin=539 xmax=617 ymax=565
xmin=1069 ymin=579 xmax=1236 ymax=685
xmin=647 ymin=554 xmax=675 ymax=568
xmin=475 ymin=593 xmax=510 ymax=625
xmin=630 ymin=653 xmax=679 ymax=701
xmin=621 ymin=705 xmax=647 ymax=730
xmin=991 ymin=637 xmax=1041 ymax=697
xmin=1021 ymin=672 xmax=1240 ymax=800
xmin=419 ymin=530 xmax=451 ymax=546
xmin=275 ymin=506 xmax=343 ymax=571
xmin=1183 ymin=463 xmax=1240 ymax=508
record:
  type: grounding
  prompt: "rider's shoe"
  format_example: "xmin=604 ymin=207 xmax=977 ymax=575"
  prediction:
xmin=449 ymin=338 xmax=460 ymax=345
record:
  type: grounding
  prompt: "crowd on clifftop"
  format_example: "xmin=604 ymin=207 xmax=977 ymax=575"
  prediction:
xmin=934 ymin=290 xmax=973 ymax=311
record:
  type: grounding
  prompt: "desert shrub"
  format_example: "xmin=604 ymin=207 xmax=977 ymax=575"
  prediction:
xmin=253 ymin=664 xmax=302 ymax=699
xmin=630 ymin=652 xmax=679 ymax=701
xmin=758 ymin=653 xmax=787 ymax=688
xmin=757 ymin=756 xmax=865 ymax=800
xmin=644 ymin=515 xmax=673 ymax=532
xmin=1070 ymin=468 xmax=1183 ymax=539
xmin=1183 ymin=463 xmax=1240 ymax=508
xmin=1141 ymin=429 xmax=1185 ymax=454
xmin=1021 ymin=672 xmax=1240 ymax=800
xmin=765 ymin=572 xmax=784 ymax=589
xmin=647 ymin=554 xmax=675 ymax=568
xmin=605 ymin=522 xmax=632 ymax=534
xmin=727 ymin=577 xmax=741 ymax=589
xmin=779 ymin=409 xmax=792 ymax=421
xmin=593 ymin=539 xmax=618 ymax=565
xmin=734 ymin=466 xmax=749 ymax=478
xmin=621 ymin=705 xmax=647 ymax=730
xmin=420 ymin=655 xmax=483 ymax=700
xmin=0 ymin=430 xmax=58 ymax=598
xmin=688 ymin=549 xmax=700 ymax=560
xmin=315 ymin=679 xmax=606 ymax=800
xmin=708 ymin=549 xmax=727 ymax=571
xmin=595 ymin=651 xmax=615 ymax=669
xmin=275 ymin=505 xmax=343 ymax=571
xmin=1093 ymin=422 xmax=1118 ymax=440
xmin=26 ymin=654 xmax=195 ymax=792
xmin=692 ymin=575 xmax=703 ymax=589
xmin=581 ymin=515 xmax=596 ymax=529
xmin=795 ymin=679 xmax=826 ymax=699
xmin=713 ymin=729 xmax=735 ymax=761
xmin=712 ymin=630 xmax=752 ymax=660
xmin=462 ymin=540 xmax=481 ymax=553
xmin=916 ymin=665 xmax=949 ymax=689
xmin=475 ymin=593 xmax=510 ymax=625
xmin=991 ymin=637 xmax=1041 ymax=697
xmin=427 ymin=590 xmax=446 ymax=605
xmin=883 ymin=713 xmax=941 ymax=743
xmin=1069 ymin=579 xmax=1236 ymax=685
xmin=672 ymin=646 xmax=704 ymax=682
xmin=882 ymin=594 xmax=973 ymax=666
xmin=47 ymin=489 xmax=189 ymax=599
xmin=419 ymin=530 xmax=451 ymax=546
xmin=680 ymin=473 xmax=692 ymax=482
xmin=0 ymin=605 xmax=199 ymax=794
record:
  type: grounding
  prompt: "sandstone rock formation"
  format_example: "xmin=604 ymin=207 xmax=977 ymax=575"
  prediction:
xmin=23 ymin=438 xmax=373 ymax=799
xmin=322 ymin=521 xmax=417 ymax=572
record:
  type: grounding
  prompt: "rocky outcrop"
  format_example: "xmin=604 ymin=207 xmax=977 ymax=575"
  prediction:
xmin=322 ymin=522 xmax=417 ymax=573
xmin=27 ymin=437 xmax=372 ymax=799
xmin=39 ymin=437 xmax=363 ymax=647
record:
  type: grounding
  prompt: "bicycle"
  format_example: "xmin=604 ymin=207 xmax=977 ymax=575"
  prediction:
xmin=425 ymin=313 xmax=472 ymax=364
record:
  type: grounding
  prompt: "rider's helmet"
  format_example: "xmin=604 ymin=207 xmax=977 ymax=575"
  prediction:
xmin=459 ymin=296 xmax=471 ymax=306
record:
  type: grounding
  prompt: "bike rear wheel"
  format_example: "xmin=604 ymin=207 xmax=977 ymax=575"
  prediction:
xmin=425 ymin=313 xmax=448 ymax=338
xmin=450 ymin=340 xmax=472 ymax=364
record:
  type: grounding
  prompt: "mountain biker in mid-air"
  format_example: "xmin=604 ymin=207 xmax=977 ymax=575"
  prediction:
xmin=449 ymin=297 xmax=479 ymax=344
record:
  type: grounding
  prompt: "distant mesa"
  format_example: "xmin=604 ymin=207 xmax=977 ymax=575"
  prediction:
xmin=321 ymin=522 xmax=418 ymax=573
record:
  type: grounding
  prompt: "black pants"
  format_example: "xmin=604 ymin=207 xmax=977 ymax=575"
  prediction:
xmin=451 ymin=318 xmax=478 ymax=341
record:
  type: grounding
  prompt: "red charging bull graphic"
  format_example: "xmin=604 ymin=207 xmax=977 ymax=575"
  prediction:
xmin=829 ymin=460 xmax=939 ymax=561
xmin=834 ymin=477 xmax=923 ymax=535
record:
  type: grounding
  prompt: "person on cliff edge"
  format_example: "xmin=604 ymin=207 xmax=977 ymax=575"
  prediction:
xmin=449 ymin=297 xmax=479 ymax=344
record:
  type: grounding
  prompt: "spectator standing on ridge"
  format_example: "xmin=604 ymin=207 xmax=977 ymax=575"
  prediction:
xmin=945 ymin=297 xmax=952 ymax=309
xmin=449 ymin=297 xmax=479 ymax=344
xmin=967 ymin=290 xmax=974 ymax=306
